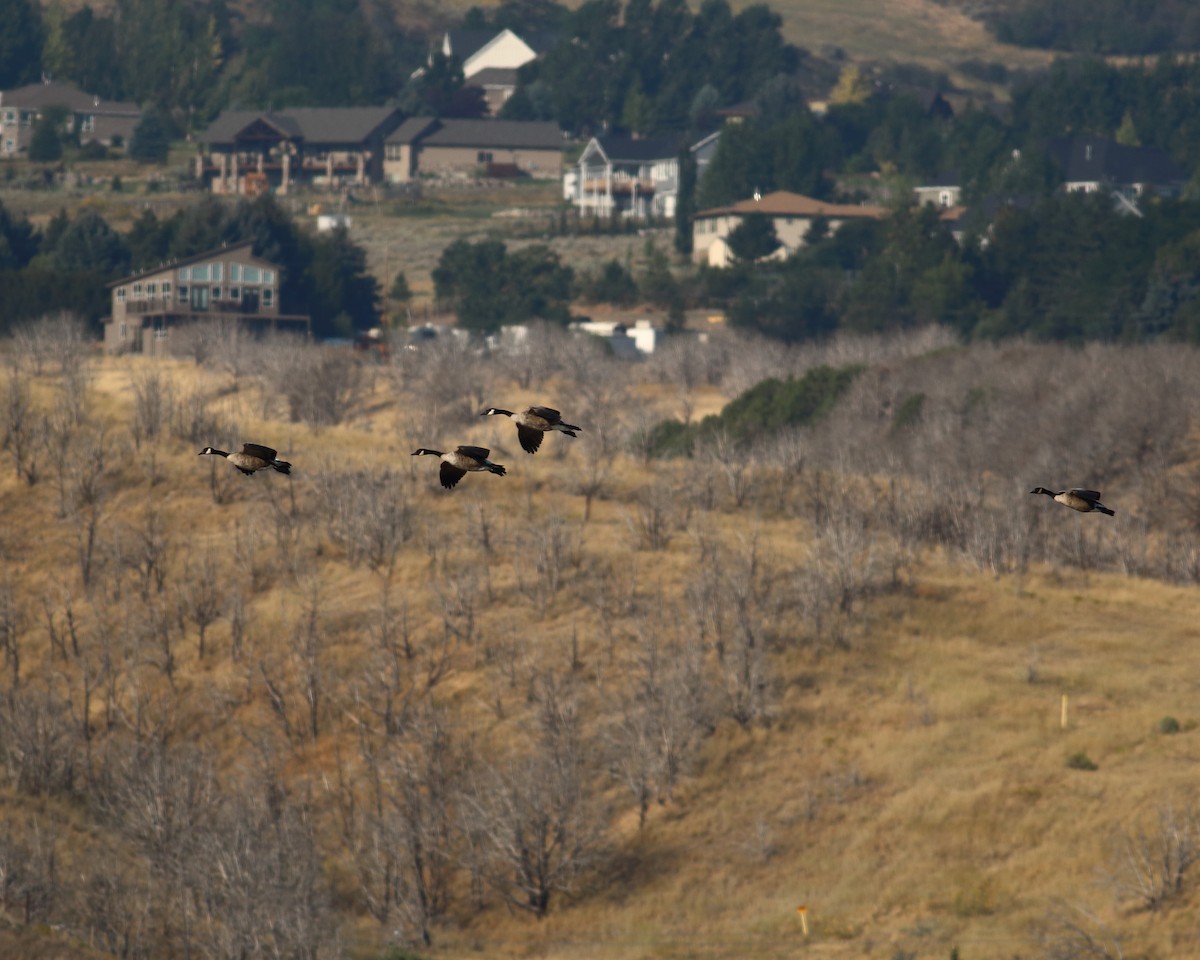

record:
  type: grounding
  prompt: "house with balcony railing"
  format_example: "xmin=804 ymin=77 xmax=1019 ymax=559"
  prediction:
xmin=103 ymin=241 xmax=309 ymax=354
xmin=566 ymin=131 xmax=719 ymax=220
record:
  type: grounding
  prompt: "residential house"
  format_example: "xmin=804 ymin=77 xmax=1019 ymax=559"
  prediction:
xmin=384 ymin=117 xmax=564 ymax=182
xmin=0 ymin=79 xmax=140 ymax=156
xmin=195 ymin=107 xmax=403 ymax=195
xmin=442 ymin=27 xmax=555 ymax=80
xmin=692 ymin=190 xmax=887 ymax=266
xmin=567 ymin=131 xmax=720 ymax=220
xmin=104 ymin=241 xmax=309 ymax=354
xmin=914 ymin=174 xmax=963 ymax=209
xmin=1046 ymin=135 xmax=1186 ymax=201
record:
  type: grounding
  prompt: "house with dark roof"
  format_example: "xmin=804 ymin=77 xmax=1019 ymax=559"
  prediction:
xmin=195 ymin=107 xmax=403 ymax=194
xmin=103 ymin=241 xmax=309 ymax=354
xmin=1046 ymin=135 xmax=1186 ymax=202
xmin=383 ymin=117 xmax=564 ymax=182
xmin=567 ymin=132 xmax=720 ymax=220
xmin=0 ymin=80 xmax=141 ymax=156
xmin=692 ymin=190 xmax=887 ymax=266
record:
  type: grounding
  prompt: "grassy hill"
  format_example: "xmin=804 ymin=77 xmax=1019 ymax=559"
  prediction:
xmin=2 ymin=324 xmax=1200 ymax=959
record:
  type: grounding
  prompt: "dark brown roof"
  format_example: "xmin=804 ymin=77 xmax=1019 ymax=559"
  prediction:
xmin=0 ymin=80 xmax=139 ymax=115
xmin=108 ymin=241 xmax=280 ymax=288
xmin=201 ymin=107 xmax=401 ymax=146
xmin=388 ymin=116 xmax=441 ymax=144
xmin=388 ymin=118 xmax=563 ymax=150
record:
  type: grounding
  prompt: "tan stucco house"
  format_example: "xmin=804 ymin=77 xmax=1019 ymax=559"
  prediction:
xmin=195 ymin=107 xmax=403 ymax=194
xmin=384 ymin=117 xmax=564 ymax=182
xmin=0 ymin=80 xmax=141 ymax=156
xmin=104 ymin=241 xmax=309 ymax=354
xmin=692 ymin=190 xmax=887 ymax=266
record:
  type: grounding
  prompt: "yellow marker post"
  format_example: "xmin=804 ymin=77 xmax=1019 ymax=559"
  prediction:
xmin=1061 ymin=693 xmax=1069 ymax=730
xmin=796 ymin=904 xmax=809 ymax=936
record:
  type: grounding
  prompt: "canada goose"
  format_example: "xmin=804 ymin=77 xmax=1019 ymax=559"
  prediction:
xmin=480 ymin=405 xmax=581 ymax=454
xmin=1029 ymin=487 xmax=1115 ymax=516
xmin=198 ymin=443 xmax=292 ymax=476
xmin=412 ymin=446 xmax=506 ymax=489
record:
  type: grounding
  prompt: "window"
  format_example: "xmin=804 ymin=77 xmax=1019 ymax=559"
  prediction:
xmin=3 ymin=140 xmax=12 ymax=154
xmin=146 ymin=282 xmax=157 ymax=296
xmin=2 ymin=110 xmax=13 ymax=124
xmin=20 ymin=111 xmax=31 ymax=127
xmin=178 ymin=285 xmax=189 ymax=304
xmin=262 ymin=269 xmax=275 ymax=285
xmin=385 ymin=144 xmax=402 ymax=161
xmin=262 ymin=288 xmax=274 ymax=307
xmin=477 ymin=151 xmax=494 ymax=163
xmin=162 ymin=281 xmax=171 ymax=298
xmin=242 ymin=266 xmax=260 ymax=283
xmin=212 ymin=263 xmax=223 ymax=282
xmin=178 ymin=267 xmax=189 ymax=280
xmin=191 ymin=264 xmax=210 ymax=281
xmin=212 ymin=287 xmax=222 ymax=301
xmin=116 ymin=287 xmax=127 ymax=303
xmin=81 ymin=115 xmax=94 ymax=133
xmin=118 ymin=322 xmax=127 ymax=339
xmin=132 ymin=283 xmax=144 ymax=299
xmin=230 ymin=264 xmax=242 ymax=282
xmin=229 ymin=287 xmax=241 ymax=300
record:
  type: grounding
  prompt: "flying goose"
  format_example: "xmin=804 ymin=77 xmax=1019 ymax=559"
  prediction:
xmin=199 ymin=443 xmax=292 ymax=476
xmin=412 ymin=446 xmax=506 ymax=489
xmin=1029 ymin=487 xmax=1115 ymax=516
xmin=480 ymin=405 xmax=581 ymax=454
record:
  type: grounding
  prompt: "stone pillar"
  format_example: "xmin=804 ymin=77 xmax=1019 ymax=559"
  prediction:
xmin=231 ymin=153 xmax=239 ymax=194
xmin=280 ymin=152 xmax=290 ymax=195
xmin=356 ymin=152 xmax=365 ymax=184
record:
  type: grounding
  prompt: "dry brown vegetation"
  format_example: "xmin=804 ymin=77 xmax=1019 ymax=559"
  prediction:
xmin=3 ymin=318 xmax=1200 ymax=960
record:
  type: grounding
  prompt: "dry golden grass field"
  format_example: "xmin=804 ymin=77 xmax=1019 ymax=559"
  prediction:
xmin=2 ymin=331 xmax=1200 ymax=960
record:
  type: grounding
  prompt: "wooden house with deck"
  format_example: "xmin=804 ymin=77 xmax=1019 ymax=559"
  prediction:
xmin=195 ymin=107 xmax=403 ymax=195
xmin=103 ymin=241 xmax=309 ymax=354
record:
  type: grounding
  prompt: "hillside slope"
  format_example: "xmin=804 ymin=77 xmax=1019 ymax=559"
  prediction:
xmin=2 ymin=329 xmax=1199 ymax=959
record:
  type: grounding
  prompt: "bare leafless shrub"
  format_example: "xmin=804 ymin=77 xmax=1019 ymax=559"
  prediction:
xmin=337 ymin=707 xmax=461 ymax=945
xmin=259 ymin=336 xmax=363 ymax=426
xmin=196 ymin=779 xmax=338 ymax=960
xmin=0 ymin=577 xmax=23 ymax=696
xmin=392 ymin=334 xmax=492 ymax=434
xmin=433 ymin=566 xmax=482 ymax=661
xmin=1036 ymin=902 xmax=1125 ymax=960
xmin=512 ymin=513 xmax=584 ymax=607
xmin=11 ymin=311 xmax=91 ymax=378
xmin=130 ymin=368 xmax=169 ymax=451
xmin=177 ymin=550 xmax=224 ymax=659
xmin=1 ymin=369 xmax=42 ymax=484
xmin=463 ymin=679 xmax=607 ymax=918
xmin=167 ymin=384 xmax=229 ymax=446
xmin=626 ymin=481 xmax=685 ymax=550
xmin=74 ymin=855 xmax=154 ymax=960
xmin=311 ymin=466 xmax=415 ymax=574
xmin=1105 ymin=802 xmax=1200 ymax=911
xmin=0 ymin=686 xmax=80 ymax=795
xmin=0 ymin=818 xmax=63 ymax=925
